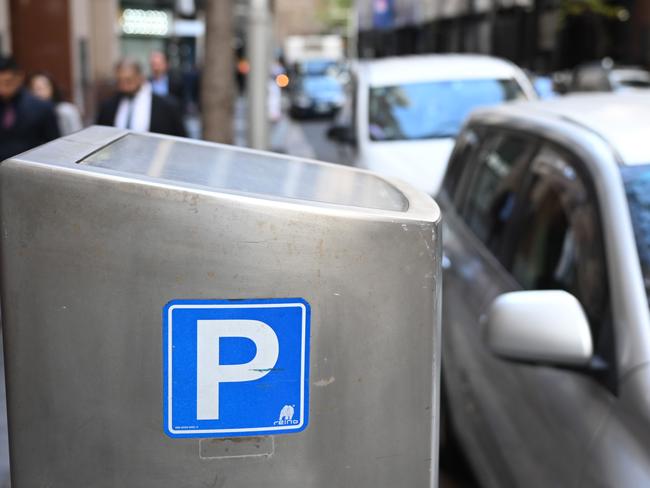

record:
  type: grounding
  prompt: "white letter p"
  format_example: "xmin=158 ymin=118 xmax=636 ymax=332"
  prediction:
xmin=196 ymin=319 xmax=279 ymax=420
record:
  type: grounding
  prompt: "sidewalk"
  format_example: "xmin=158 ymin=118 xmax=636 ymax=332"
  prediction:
xmin=184 ymin=96 xmax=249 ymax=147
xmin=184 ymin=95 xmax=298 ymax=155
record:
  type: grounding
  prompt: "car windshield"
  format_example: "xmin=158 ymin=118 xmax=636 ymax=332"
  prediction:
xmin=622 ymin=165 xmax=650 ymax=303
xmin=302 ymin=76 xmax=341 ymax=94
xmin=299 ymin=60 xmax=338 ymax=76
xmin=368 ymin=78 xmax=525 ymax=141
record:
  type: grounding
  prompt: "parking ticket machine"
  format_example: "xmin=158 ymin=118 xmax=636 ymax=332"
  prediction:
xmin=0 ymin=127 xmax=441 ymax=487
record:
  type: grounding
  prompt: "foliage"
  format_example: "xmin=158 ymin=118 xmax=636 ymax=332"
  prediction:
xmin=317 ymin=0 xmax=353 ymax=32
xmin=560 ymin=0 xmax=628 ymax=20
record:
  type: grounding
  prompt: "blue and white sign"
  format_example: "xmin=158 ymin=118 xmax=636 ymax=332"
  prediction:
xmin=163 ymin=298 xmax=310 ymax=438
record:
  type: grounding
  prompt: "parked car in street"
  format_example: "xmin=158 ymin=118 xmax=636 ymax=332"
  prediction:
xmin=531 ymin=74 xmax=557 ymax=99
xmin=327 ymin=54 xmax=536 ymax=195
xmin=289 ymin=73 xmax=346 ymax=118
xmin=293 ymin=58 xmax=340 ymax=77
xmin=439 ymin=93 xmax=650 ymax=487
xmin=571 ymin=59 xmax=650 ymax=92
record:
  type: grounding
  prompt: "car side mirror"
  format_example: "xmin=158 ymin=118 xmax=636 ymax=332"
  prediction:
xmin=485 ymin=290 xmax=593 ymax=367
xmin=326 ymin=124 xmax=356 ymax=145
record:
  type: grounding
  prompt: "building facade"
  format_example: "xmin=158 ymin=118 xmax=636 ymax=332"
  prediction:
xmin=357 ymin=0 xmax=646 ymax=72
xmin=1 ymin=0 xmax=118 ymax=119
xmin=274 ymin=0 xmax=329 ymax=42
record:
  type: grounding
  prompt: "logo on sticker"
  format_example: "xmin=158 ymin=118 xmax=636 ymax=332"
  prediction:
xmin=274 ymin=404 xmax=298 ymax=426
xmin=163 ymin=298 xmax=310 ymax=438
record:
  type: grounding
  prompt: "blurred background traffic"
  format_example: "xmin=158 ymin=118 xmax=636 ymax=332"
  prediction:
xmin=1 ymin=0 xmax=648 ymax=160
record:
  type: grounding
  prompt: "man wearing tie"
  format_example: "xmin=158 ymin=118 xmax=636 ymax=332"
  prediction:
xmin=0 ymin=56 xmax=60 ymax=162
xmin=96 ymin=58 xmax=186 ymax=137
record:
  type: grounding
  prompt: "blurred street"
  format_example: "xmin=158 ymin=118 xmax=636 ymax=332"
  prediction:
xmin=224 ymin=95 xmax=348 ymax=165
xmin=274 ymin=116 xmax=345 ymax=164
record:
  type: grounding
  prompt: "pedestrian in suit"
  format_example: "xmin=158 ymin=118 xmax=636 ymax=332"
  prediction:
xmin=149 ymin=51 xmax=184 ymax=104
xmin=96 ymin=58 xmax=186 ymax=137
xmin=0 ymin=56 xmax=60 ymax=162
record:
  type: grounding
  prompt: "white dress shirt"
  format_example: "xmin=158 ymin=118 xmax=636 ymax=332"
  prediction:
xmin=114 ymin=82 xmax=152 ymax=132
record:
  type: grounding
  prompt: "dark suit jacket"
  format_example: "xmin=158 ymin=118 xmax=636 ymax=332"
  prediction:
xmin=0 ymin=88 xmax=60 ymax=161
xmin=96 ymin=91 xmax=187 ymax=138
xmin=150 ymin=72 xmax=185 ymax=103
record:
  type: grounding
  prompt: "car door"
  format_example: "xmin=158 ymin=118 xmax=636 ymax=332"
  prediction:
xmin=491 ymin=143 xmax=616 ymax=486
xmin=441 ymin=127 xmax=541 ymax=488
xmin=443 ymin=134 xmax=616 ymax=487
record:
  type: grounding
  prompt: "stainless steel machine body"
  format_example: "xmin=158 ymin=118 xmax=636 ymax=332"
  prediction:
xmin=0 ymin=127 xmax=441 ymax=487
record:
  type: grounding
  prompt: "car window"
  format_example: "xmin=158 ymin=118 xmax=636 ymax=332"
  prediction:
xmin=367 ymin=79 xmax=525 ymax=141
xmin=507 ymin=145 xmax=609 ymax=334
xmin=302 ymin=76 xmax=342 ymax=93
xmin=621 ymin=164 xmax=650 ymax=305
xmin=441 ymin=127 xmax=481 ymax=201
xmin=298 ymin=60 xmax=339 ymax=76
xmin=461 ymin=132 xmax=537 ymax=260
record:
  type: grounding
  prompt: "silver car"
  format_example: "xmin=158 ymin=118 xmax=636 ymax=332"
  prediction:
xmin=439 ymin=93 xmax=650 ymax=487
xmin=571 ymin=60 xmax=650 ymax=92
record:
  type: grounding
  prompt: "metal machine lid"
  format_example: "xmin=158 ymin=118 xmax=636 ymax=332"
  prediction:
xmin=80 ymin=133 xmax=408 ymax=212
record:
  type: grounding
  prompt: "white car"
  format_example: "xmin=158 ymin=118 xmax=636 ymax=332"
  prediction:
xmin=440 ymin=93 xmax=650 ymax=486
xmin=328 ymin=54 xmax=537 ymax=195
xmin=571 ymin=60 xmax=650 ymax=92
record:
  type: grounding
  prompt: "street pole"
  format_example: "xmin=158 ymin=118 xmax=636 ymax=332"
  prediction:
xmin=202 ymin=0 xmax=234 ymax=144
xmin=248 ymin=0 xmax=270 ymax=150
xmin=347 ymin=4 xmax=358 ymax=60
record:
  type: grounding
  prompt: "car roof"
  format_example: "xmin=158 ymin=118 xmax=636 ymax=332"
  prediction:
xmin=610 ymin=68 xmax=650 ymax=81
xmin=355 ymin=54 xmax=527 ymax=86
xmin=471 ymin=93 xmax=650 ymax=166
xmin=576 ymin=61 xmax=647 ymax=72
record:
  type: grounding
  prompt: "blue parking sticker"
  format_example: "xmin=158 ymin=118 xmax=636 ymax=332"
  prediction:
xmin=163 ymin=298 xmax=310 ymax=438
